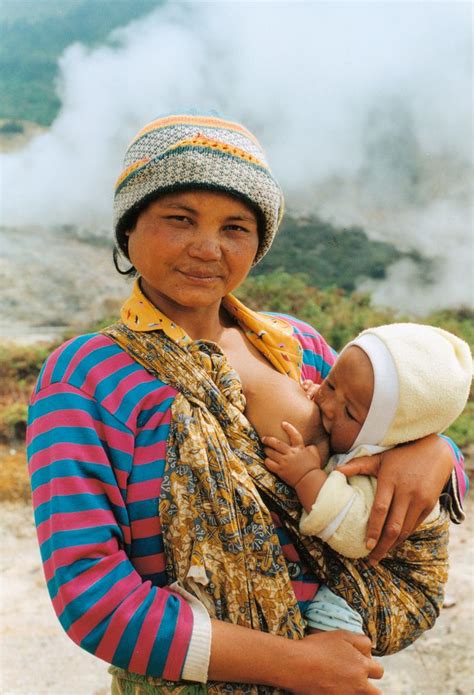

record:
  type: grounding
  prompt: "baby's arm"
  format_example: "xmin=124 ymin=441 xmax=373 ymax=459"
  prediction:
xmin=263 ymin=449 xmax=387 ymax=556
xmin=300 ymin=471 xmax=377 ymax=558
xmin=262 ymin=422 xmax=330 ymax=512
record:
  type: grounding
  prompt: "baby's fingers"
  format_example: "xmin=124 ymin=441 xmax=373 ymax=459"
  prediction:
xmin=281 ymin=421 xmax=304 ymax=447
xmin=264 ymin=457 xmax=281 ymax=474
xmin=307 ymin=384 xmax=320 ymax=400
xmin=263 ymin=446 xmax=284 ymax=462
xmin=261 ymin=435 xmax=290 ymax=454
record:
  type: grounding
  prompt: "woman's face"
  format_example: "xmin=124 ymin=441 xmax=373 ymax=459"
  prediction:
xmin=127 ymin=189 xmax=260 ymax=315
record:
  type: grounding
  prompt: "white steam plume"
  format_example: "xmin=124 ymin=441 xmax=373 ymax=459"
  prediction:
xmin=0 ymin=0 xmax=472 ymax=313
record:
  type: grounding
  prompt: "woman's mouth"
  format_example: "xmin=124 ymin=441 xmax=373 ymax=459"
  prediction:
xmin=178 ymin=270 xmax=222 ymax=284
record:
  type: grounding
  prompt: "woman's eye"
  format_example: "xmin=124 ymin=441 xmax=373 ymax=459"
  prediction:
xmin=166 ymin=215 xmax=191 ymax=223
xmin=224 ymin=224 xmax=249 ymax=233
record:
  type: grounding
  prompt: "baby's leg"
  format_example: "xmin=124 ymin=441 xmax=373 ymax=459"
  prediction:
xmin=305 ymin=584 xmax=364 ymax=634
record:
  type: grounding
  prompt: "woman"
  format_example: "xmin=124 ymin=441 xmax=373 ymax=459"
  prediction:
xmin=27 ymin=113 xmax=467 ymax=694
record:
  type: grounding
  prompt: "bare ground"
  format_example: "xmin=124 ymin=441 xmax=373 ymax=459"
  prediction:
xmin=1 ymin=495 xmax=472 ymax=695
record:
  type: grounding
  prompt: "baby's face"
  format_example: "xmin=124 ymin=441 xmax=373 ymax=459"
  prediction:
xmin=315 ymin=346 xmax=374 ymax=453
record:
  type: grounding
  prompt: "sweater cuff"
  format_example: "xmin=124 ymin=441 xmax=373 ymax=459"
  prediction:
xmin=300 ymin=470 xmax=355 ymax=537
xmin=169 ymin=582 xmax=211 ymax=684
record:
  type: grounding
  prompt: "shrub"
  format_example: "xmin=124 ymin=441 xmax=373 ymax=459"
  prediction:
xmin=0 ymin=403 xmax=28 ymax=442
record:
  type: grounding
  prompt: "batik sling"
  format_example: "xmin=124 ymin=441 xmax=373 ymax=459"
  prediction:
xmin=103 ymin=297 xmax=449 ymax=693
xmin=105 ymin=321 xmax=305 ymax=695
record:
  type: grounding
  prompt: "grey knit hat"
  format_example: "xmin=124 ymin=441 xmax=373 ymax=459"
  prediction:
xmin=114 ymin=113 xmax=284 ymax=264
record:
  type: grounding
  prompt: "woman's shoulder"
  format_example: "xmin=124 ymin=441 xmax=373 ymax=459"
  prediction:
xmin=35 ymin=332 xmax=124 ymax=390
xmin=264 ymin=311 xmax=336 ymax=351
xmin=34 ymin=331 xmax=174 ymax=404
xmin=264 ymin=312 xmax=324 ymax=338
xmin=264 ymin=312 xmax=337 ymax=380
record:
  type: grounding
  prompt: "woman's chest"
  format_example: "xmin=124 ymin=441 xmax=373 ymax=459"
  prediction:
xmin=219 ymin=327 xmax=322 ymax=445
xmin=219 ymin=325 xmax=292 ymax=393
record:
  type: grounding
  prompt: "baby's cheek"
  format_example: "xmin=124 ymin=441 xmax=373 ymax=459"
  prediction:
xmin=330 ymin=424 xmax=349 ymax=453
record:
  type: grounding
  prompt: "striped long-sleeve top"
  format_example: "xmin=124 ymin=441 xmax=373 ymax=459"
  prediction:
xmin=27 ymin=315 xmax=468 ymax=682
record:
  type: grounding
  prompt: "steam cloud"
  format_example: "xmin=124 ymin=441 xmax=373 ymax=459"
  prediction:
xmin=1 ymin=0 xmax=472 ymax=313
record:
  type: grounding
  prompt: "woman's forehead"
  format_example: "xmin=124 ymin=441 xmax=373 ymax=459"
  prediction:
xmin=151 ymin=189 xmax=258 ymax=218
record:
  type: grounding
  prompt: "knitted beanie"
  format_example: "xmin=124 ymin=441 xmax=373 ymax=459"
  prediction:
xmin=114 ymin=113 xmax=284 ymax=264
xmin=348 ymin=323 xmax=472 ymax=448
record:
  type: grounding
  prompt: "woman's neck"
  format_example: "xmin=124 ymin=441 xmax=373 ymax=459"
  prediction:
xmin=174 ymin=306 xmax=235 ymax=342
xmin=139 ymin=279 xmax=234 ymax=342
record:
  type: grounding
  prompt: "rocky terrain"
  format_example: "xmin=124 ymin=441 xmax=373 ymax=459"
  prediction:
xmin=0 ymin=224 xmax=129 ymax=342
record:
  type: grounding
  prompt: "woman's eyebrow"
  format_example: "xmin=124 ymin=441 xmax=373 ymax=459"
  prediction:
xmin=159 ymin=205 xmax=256 ymax=223
xmin=161 ymin=203 xmax=197 ymax=213
xmin=225 ymin=214 xmax=257 ymax=223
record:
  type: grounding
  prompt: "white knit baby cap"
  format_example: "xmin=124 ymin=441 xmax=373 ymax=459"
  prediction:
xmin=350 ymin=323 xmax=472 ymax=448
xmin=347 ymin=332 xmax=399 ymax=448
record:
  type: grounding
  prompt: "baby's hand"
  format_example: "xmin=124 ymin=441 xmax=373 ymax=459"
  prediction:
xmin=262 ymin=421 xmax=324 ymax=487
xmin=301 ymin=379 xmax=320 ymax=401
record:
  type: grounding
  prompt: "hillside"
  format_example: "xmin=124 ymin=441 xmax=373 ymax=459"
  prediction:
xmin=255 ymin=214 xmax=423 ymax=291
xmin=0 ymin=0 xmax=160 ymax=124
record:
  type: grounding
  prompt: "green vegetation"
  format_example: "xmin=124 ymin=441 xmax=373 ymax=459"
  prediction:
xmin=0 ymin=341 xmax=56 ymax=500
xmin=446 ymin=402 xmax=474 ymax=449
xmin=0 ymin=343 xmax=52 ymax=442
xmin=0 ymin=0 xmax=161 ymax=124
xmin=0 ymin=120 xmax=24 ymax=134
xmin=253 ymin=214 xmax=425 ymax=292
xmin=1 ymin=403 xmax=28 ymax=441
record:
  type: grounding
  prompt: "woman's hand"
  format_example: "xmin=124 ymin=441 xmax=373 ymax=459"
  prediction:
xmin=287 ymin=631 xmax=384 ymax=695
xmin=341 ymin=434 xmax=453 ymax=564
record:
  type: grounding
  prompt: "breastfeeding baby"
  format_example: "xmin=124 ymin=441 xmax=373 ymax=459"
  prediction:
xmin=248 ymin=322 xmax=472 ymax=634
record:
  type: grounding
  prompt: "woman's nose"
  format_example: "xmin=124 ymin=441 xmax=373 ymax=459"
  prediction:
xmin=187 ymin=232 xmax=222 ymax=260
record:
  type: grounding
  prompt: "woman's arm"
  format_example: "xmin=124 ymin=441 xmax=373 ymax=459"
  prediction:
xmin=27 ymin=380 xmax=208 ymax=682
xmin=208 ymin=620 xmax=384 ymax=695
xmin=341 ymin=434 xmax=456 ymax=564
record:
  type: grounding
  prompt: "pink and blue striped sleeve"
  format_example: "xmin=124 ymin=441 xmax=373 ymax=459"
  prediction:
xmin=27 ymin=381 xmax=210 ymax=681
xmin=439 ymin=434 xmax=469 ymax=523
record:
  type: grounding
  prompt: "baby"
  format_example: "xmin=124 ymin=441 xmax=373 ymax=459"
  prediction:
xmin=257 ymin=322 xmax=472 ymax=633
